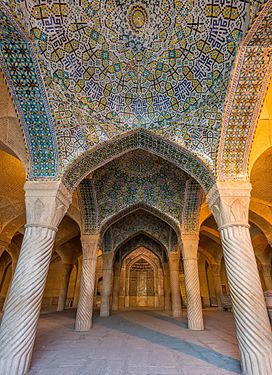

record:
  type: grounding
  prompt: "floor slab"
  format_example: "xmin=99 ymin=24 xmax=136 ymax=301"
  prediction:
xmin=29 ymin=308 xmax=241 ymax=375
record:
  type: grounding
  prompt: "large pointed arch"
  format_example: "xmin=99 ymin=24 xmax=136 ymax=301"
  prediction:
xmin=62 ymin=129 xmax=215 ymax=193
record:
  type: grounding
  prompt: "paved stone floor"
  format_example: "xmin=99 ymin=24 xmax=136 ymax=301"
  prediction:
xmin=29 ymin=308 xmax=241 ymax=375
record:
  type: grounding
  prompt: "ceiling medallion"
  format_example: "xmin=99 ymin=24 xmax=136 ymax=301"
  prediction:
xmin=128 ymin=4 xmax=148 ymax=34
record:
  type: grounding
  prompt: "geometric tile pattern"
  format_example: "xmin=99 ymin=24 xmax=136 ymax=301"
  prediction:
xmin=78 ymin=179 xmax=99 ymax=234
xmin=63 ymin=129 xmax=215 ymax=192
xmin=218 ymin=2 xmax=272 ymax=179
xmin=93 ymin=149 xmax=186 ymax=223
xmin=181 ymin=179 xmax=203 ymax=232
xmin=0 ymin=6 xmax=58 ymax=177
xmin=1 ymin=0 xmax=266 ymax=177
xmin=109 ymin=210 xmax=177 ymax=252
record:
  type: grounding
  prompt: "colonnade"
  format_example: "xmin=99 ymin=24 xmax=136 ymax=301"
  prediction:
xmin=0 ymin=180 xmax=271 ymax=375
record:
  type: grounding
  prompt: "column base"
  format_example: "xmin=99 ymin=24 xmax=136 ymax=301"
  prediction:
xmin=172 ymin=310 xmax=182 ymax=318
xmin=0 ymin=352 xmax=31 ymax=375
xmin=100 ymin=310 xmax=110 ymax=317
xmin=75 ymin=320 xmax=92 ymax=332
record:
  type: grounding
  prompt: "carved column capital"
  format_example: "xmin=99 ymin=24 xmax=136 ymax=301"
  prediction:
xmin=24 ymin=181 xmax=72 ymax=231
xmin=206 ymin=181 xmax=251 ymax=229
xmin=180 ymin=231 xmax=199 ymax=260
xmin=81 ymin=234 xmax=100 ymax=259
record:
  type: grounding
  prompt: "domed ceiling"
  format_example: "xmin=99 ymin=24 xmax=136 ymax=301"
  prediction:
xmin=0 ymin=0 xmax=266 ymax=175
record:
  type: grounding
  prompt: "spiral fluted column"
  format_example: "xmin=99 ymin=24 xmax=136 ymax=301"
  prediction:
xmin=198 ymin=258 xmax=210 ymax=307
xmin=207 ymin=181 xmax=272 ymax=375
xmin=168 ymin=251 xmax=182 ymax=318
xmin=73 ymin=257 xmax=82 ymax=308
xmin=100 ymin=252 xmax=114 ymax=317
xmin=181 ymin=232 xmax=204 ymax=331
xmin=0 ymin=181 xmax=71 ymax=375
xmin=57 ymin=263 xmax=73 ymax=311
xmin=112 ymin=261 xmax=121 ymax=311
xmin=163 ymin=263 xmax=171 ymax=311
xmin=75 ymin=234 xmax=99 ymax=331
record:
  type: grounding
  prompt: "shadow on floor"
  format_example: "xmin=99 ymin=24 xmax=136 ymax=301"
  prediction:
xmin=140 ymin=310 xmax=188 ymax=329
xmin=98 ymin=312 xmax=241 ymax=374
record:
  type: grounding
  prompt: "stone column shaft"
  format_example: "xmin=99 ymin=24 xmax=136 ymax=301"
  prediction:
xmin=0 ymin=181 xmax=71 ymax=375
xmin=163 ymin=263 xmax=171 ymax=311
xmin=112 ymin=262 xmax=121 ymax=311
xmin=211 ymin=263 xmax=223 ymax=310
xmin=181 ymin=232 xmax=204 ymax=331
xmin=169 ymin=252 xmax=182 ymax=317
xmin=207 ymin=181 xmax=272 ymax=375
xmin=57 ymin=263 xmax=73 ymax=311
xmin=75 ymin=234 xmax=99 ymax=331
xmin=261 ymin=264 xmax=272 ymax=291
xmin=198 ymin=259 xmax=210 ymax=307
xmin=100 ymin=252 xmax=114 ymax=317
xmin=73 ymin=257 xmax=82 ymax=308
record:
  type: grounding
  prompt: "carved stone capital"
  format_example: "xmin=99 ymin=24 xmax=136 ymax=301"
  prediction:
xmin=25 ymin=181 xmax=72 ymax=230
xmin=206 ymin=181 xmax=251 ymax=229
xmin=81 ymin=234 xmax=100 ymax=260
xmin=180 ymin=231 xmax=199 ymax=260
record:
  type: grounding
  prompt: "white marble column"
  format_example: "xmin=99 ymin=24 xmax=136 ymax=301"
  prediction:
xmin=207 ymin=181 xmax=272 ymax=375
xmin=0 ymin=181 xmax=71 ymax=375
xmin=112 ymin=261 xmax=121 ymax=311
xmin=168 ymin=251 xmax=182 ymax=317
xmin=75 ymin=234 xmax=99 ymax=331
xmin=57 ymin=263 xmax=73 ymax=311
xmin=163 ymin=263 xmax=171 ymax=311
xmin=181 ymin=232 xmax=204 ymax=330
xmin=73 ymin=257 xmax=82 ymax=308
xmin=211 ymin=263 xmax=223 ymax=310
xmin=100 ymin=252 xmax=114 ymax=317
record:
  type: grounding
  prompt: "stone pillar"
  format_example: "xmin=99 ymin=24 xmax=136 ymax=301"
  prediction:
xmin=181 ymin=232 xmax=204 ymax=330
xmin=112 ymin=261 xmax=121 ymax=311
xmin=207 ymin=181 xmax=272 ymax=375
xmin=261 ymin=264 xmax=272 ymax=291
xmin=168 ymin=251 xmax=182 ymax=317
xmin=57 ymin=262 xmax=73 ymax=311
xmin=163 ymin=263 xmax=171 ymax=311
xmin=211 ymin=263 xmax=223 ymax=310
xmin=198 ymin=258 xmax=211 ymax=307
xmin=0 ymin=181 xmax=71 ymax=375
xmin=75 ymin=234 xmax=99 ymax=331
xmin=73 ymin=257 xmax=82 ymax=308
xmin=100 ymin=252 xmax=114 ymax=317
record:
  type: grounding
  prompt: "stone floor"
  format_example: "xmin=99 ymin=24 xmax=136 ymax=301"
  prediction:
xmin=29 ymin=308 xmax=241 ymax=375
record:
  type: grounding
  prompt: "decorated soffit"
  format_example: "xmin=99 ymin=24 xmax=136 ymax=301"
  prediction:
xmin=115 ymin=234 xmax=166 ymax=263
xmin=109 ymin=210 xmax=177 ymax=251
xmin=92 ymin=149 xmax=187 ymax=223
xmin=0 ymin=0 xmax=266 ymax=176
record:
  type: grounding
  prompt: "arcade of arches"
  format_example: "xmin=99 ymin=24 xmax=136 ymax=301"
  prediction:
xmin=0 ymin=1 xmax=272 ymax=375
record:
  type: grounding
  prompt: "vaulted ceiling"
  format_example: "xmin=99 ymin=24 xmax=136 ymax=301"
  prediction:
xmin=0 ymin=0 xmax=269 ymax=180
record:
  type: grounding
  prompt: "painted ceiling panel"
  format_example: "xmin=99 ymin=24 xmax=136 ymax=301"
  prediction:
xmin=0 ymin=0 xmax=265 ymax=174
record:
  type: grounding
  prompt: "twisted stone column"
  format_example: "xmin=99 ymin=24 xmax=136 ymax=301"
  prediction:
xmin=261 ymin=264 xmax=272 ymax=291
xmin=163 ymin=263 xmax=171 ymax=311
xmin=168 ymin=251 xmax=182 ymax=317
xmin=73 ymin=257 xmax=82 ymax=308
xmin=211 ymin=263 xmax=223 ymax=310
xmin=75 ymin=234 xmax=99 ymax=331
xmin=57 ymin=263 xmax=73 ymax=311
xmin=207 ymin=181 xmax=272 ymax=375
xmin=0 ymin=181 xmax=71 ymax=375
xmin=112 ymin=261 xmax=121 ymax=311
xmin=100 ymin=252 xmax=114 ymax=317
xmin=181 ymin=232 xmax=204 ymax=331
